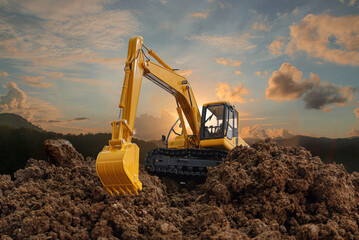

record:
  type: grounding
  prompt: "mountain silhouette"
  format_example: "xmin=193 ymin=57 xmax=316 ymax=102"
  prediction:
xmin=0 ymin=114 xmax=158 ymax=175
xmin=0 ymin=113 xmax=43 ymax=131
xmin=0 ymin=114 xmax=358 ymax=175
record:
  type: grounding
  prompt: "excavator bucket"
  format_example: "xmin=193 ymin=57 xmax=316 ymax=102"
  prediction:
xmin=96 ymin=143 xmax=142 ymax=196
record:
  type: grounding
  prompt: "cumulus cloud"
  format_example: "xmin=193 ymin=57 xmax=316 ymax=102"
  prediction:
xmin=134 ymin=110 xmax=177 ymax=140
xmin=231 ymin=60 xmax=242 ymax=67
xmin=216 ymin=82 xmax=250 ymax=103
xmin=266 ymin=63 xmax=310 ymax=101
xmin=189 ymin=34 xmax=256 ymax=53
xmin=292 ymin=7 xmax=299 ymax=15
xmin=255 ymin=70 xmax=268 ymax=78
xmin=241 ymin=125 xmax=295 ymax=140
xmin=302 ymin=81 xmax=355 ymax=109
xmin=0 ymin=72 xmax=8 ymax=76
xmin=285 ymin=14 xmax=359 ymax=66
xmin=0 ymin=81 xmax=63 ymax=123
xmin=22 ymin=76 xmax=53 ymax=88
xmin=214 ymin=57 xmax=242 ymax=67
xmin=0 ymin=82 xmax=97 ymax=133
xmin=349 ymin=127 xmax=359 ymax=137
xmin=268 ymin=36 xmax=285 ymax=55
xmin=354 ymin=108 xmax=359 ymax=118
xmin=235 ymin=71 xmax=242 ymax=75
xmin=266 ymin=63 xmax=356 ymax=110
xmin=338 ymin=0 xmax=358 ymax=7
xmin=252 ymin=21 xmax=271 ymax=31
xmin=0 ymin=82 xmax=29 ymax=112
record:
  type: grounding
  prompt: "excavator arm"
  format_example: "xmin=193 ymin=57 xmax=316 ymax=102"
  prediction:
xmin=96 ymin=36 xmax=201 ymax=196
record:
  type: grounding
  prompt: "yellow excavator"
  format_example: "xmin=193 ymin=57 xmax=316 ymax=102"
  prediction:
xmin=96 ymin=36 xmax=248 ymax=196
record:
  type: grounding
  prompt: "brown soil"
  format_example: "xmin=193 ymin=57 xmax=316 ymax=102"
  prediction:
xmin=1 ymin=138 xmax=358 ymax=239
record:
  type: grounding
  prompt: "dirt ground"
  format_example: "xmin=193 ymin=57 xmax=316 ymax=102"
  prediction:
xmin=1 ymin=138 xmax=358 ymax=239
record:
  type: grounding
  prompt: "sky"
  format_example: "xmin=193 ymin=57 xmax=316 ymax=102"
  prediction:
xmin=0 ymin=0 xmax=358 ymax=140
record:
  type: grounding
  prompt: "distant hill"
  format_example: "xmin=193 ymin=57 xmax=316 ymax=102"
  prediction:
xmin=0 ymin=113 xmax=43 ymax=131
xmin=0 ymin=114 xmax=160 ymax=175
xmin=1 ymin=113 xmax=358 ymax=175
xmin=277 ymin=135 xmax=359 ymax=173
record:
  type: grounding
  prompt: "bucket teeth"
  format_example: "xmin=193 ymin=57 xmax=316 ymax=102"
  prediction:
xmin=133 ymin=187 xmax=139 ymax=195
xmin=105 ymin=187 xmax=114 ymax=197
xmin=96 ymin=143 xmax=142 ymax=197
xmin=118 ymin=187 xmax=126 ymax=196
xmin=112 ymin=187 xmax=120 ymax=196
xmin=125 ymin=187 xmax=132 ymax=195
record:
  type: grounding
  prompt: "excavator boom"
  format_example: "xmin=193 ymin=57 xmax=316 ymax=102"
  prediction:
xmin=96 ymin=37 xmax=202 ymax=196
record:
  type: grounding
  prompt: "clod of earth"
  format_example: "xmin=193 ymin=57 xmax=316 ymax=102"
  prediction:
xmin=0 ymin=138 xmax=358 ymax=239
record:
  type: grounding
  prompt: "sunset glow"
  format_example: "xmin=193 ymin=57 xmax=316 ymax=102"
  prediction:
xmin=0 ymin=0 xmax=358 ymax=139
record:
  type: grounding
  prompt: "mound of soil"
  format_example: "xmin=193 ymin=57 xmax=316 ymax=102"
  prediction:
xmin=0 ymin=138 xmax=358 ymax=239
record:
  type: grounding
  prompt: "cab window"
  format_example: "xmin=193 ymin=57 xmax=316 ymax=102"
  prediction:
xmin=227 ymin=109 xmax=234 ymax=139
xmin=202 ymin=104 xmax=225 ymax=139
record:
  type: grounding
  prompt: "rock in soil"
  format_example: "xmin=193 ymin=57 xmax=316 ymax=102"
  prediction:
xmin=0 ymin=138 xmax=358 ymax=239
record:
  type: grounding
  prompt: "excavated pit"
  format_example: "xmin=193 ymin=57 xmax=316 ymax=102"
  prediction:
xmin=0 ymin=138 xmax=358 ymax=239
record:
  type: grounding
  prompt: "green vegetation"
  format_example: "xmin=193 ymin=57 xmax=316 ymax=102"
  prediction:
xmin=0 ymin=114 xmax=158 ymax=175
xmin=0 ymin=113 xmax=358 ymax=175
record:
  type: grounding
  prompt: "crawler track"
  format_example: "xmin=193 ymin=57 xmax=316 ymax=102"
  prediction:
xmin=145 ymin=148 xmax=228 ymax=176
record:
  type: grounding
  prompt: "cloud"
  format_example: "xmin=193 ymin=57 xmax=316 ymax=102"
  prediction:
xmin=302 ymin=81 xmax=355 ymax=109
xmin=231 ymin=60 xmax=242 ymax=67
xmin=241 ymin=125 xmax=295 ymax=140
xmin=266 ymin=63 xmax=357 ymax=110
xmin=22 ymin=76 xmax=53 ymax=88
xmin=216 ymin=82 xmax=250 ymax=103
xmin=266 ymin=63 xmax=309 ymax=101
xmin=46 ymin=117 xmax=89 ymax=123
xmin=189 ymin=34 xmax=256 ymax=53
xmin=84 ymin=57 xmax=126 ymax=64
xmin=354 ymin=108 xmax=359 ymax=118
xmin=235 ymin=71 xmax=242 ymax=75
xmin=0 ymin=82 xmax=95 ymax=133
xmin=0 ymin=0 xmax=140 ymax=71
xmin=292 ymin=7 xmax=299 ymax=15
xmin=0 ymin=81 xmax=62 ymax=122
xmin=0 ymin=72 xmax=8 ymax=76
xmin=252 ymin=22 xmax=271 ymax=31
xmin=186 ymin=11 xmax=209 ymax=19
xmin=349 ymin=127 xmax=359 ymax=137
xmin=176 ymin=70 xmax=193 ymax=77
xmin=0 ymin=82 xmax=29 ymax=112
xmin=268 ymin=36 xmax=285 ymax=56
xmin=322 ymin=106 xmax=333 ymax=112
xmin=285 ymin=14 xmax=359 ymax=66
xmin=213 ymin=57 xmax=242 ymax=67
xmin=134 ymin=110 xmax=177 ymax=140
xmin=46 ymin=72 xmax=64 ymax=78
xmin=241 ymin=117 xmax=270 ymax=121
xmin=64 ymin=77 xmax=111 ymax=87
xmin=255 ymin=70 xmax=268 ymax=78
xmin=338 ymin=0 xmax=358 ymax=7
xmin=214 ymin=57 xmax=228 ymax=66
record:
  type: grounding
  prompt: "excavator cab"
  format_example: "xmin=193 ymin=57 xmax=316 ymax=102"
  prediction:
xmin=200 ymin=102 xmax=243 ymax=151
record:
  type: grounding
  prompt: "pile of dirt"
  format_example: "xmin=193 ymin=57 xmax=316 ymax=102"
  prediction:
xmin=202 ymin=139 xmax=359 ymax=239
xmin=0 ymin=138 xmax=358 ymax=239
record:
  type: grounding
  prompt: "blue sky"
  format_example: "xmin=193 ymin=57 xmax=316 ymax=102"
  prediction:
xmin=0 ymin=0 xmax=358 ymax=140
